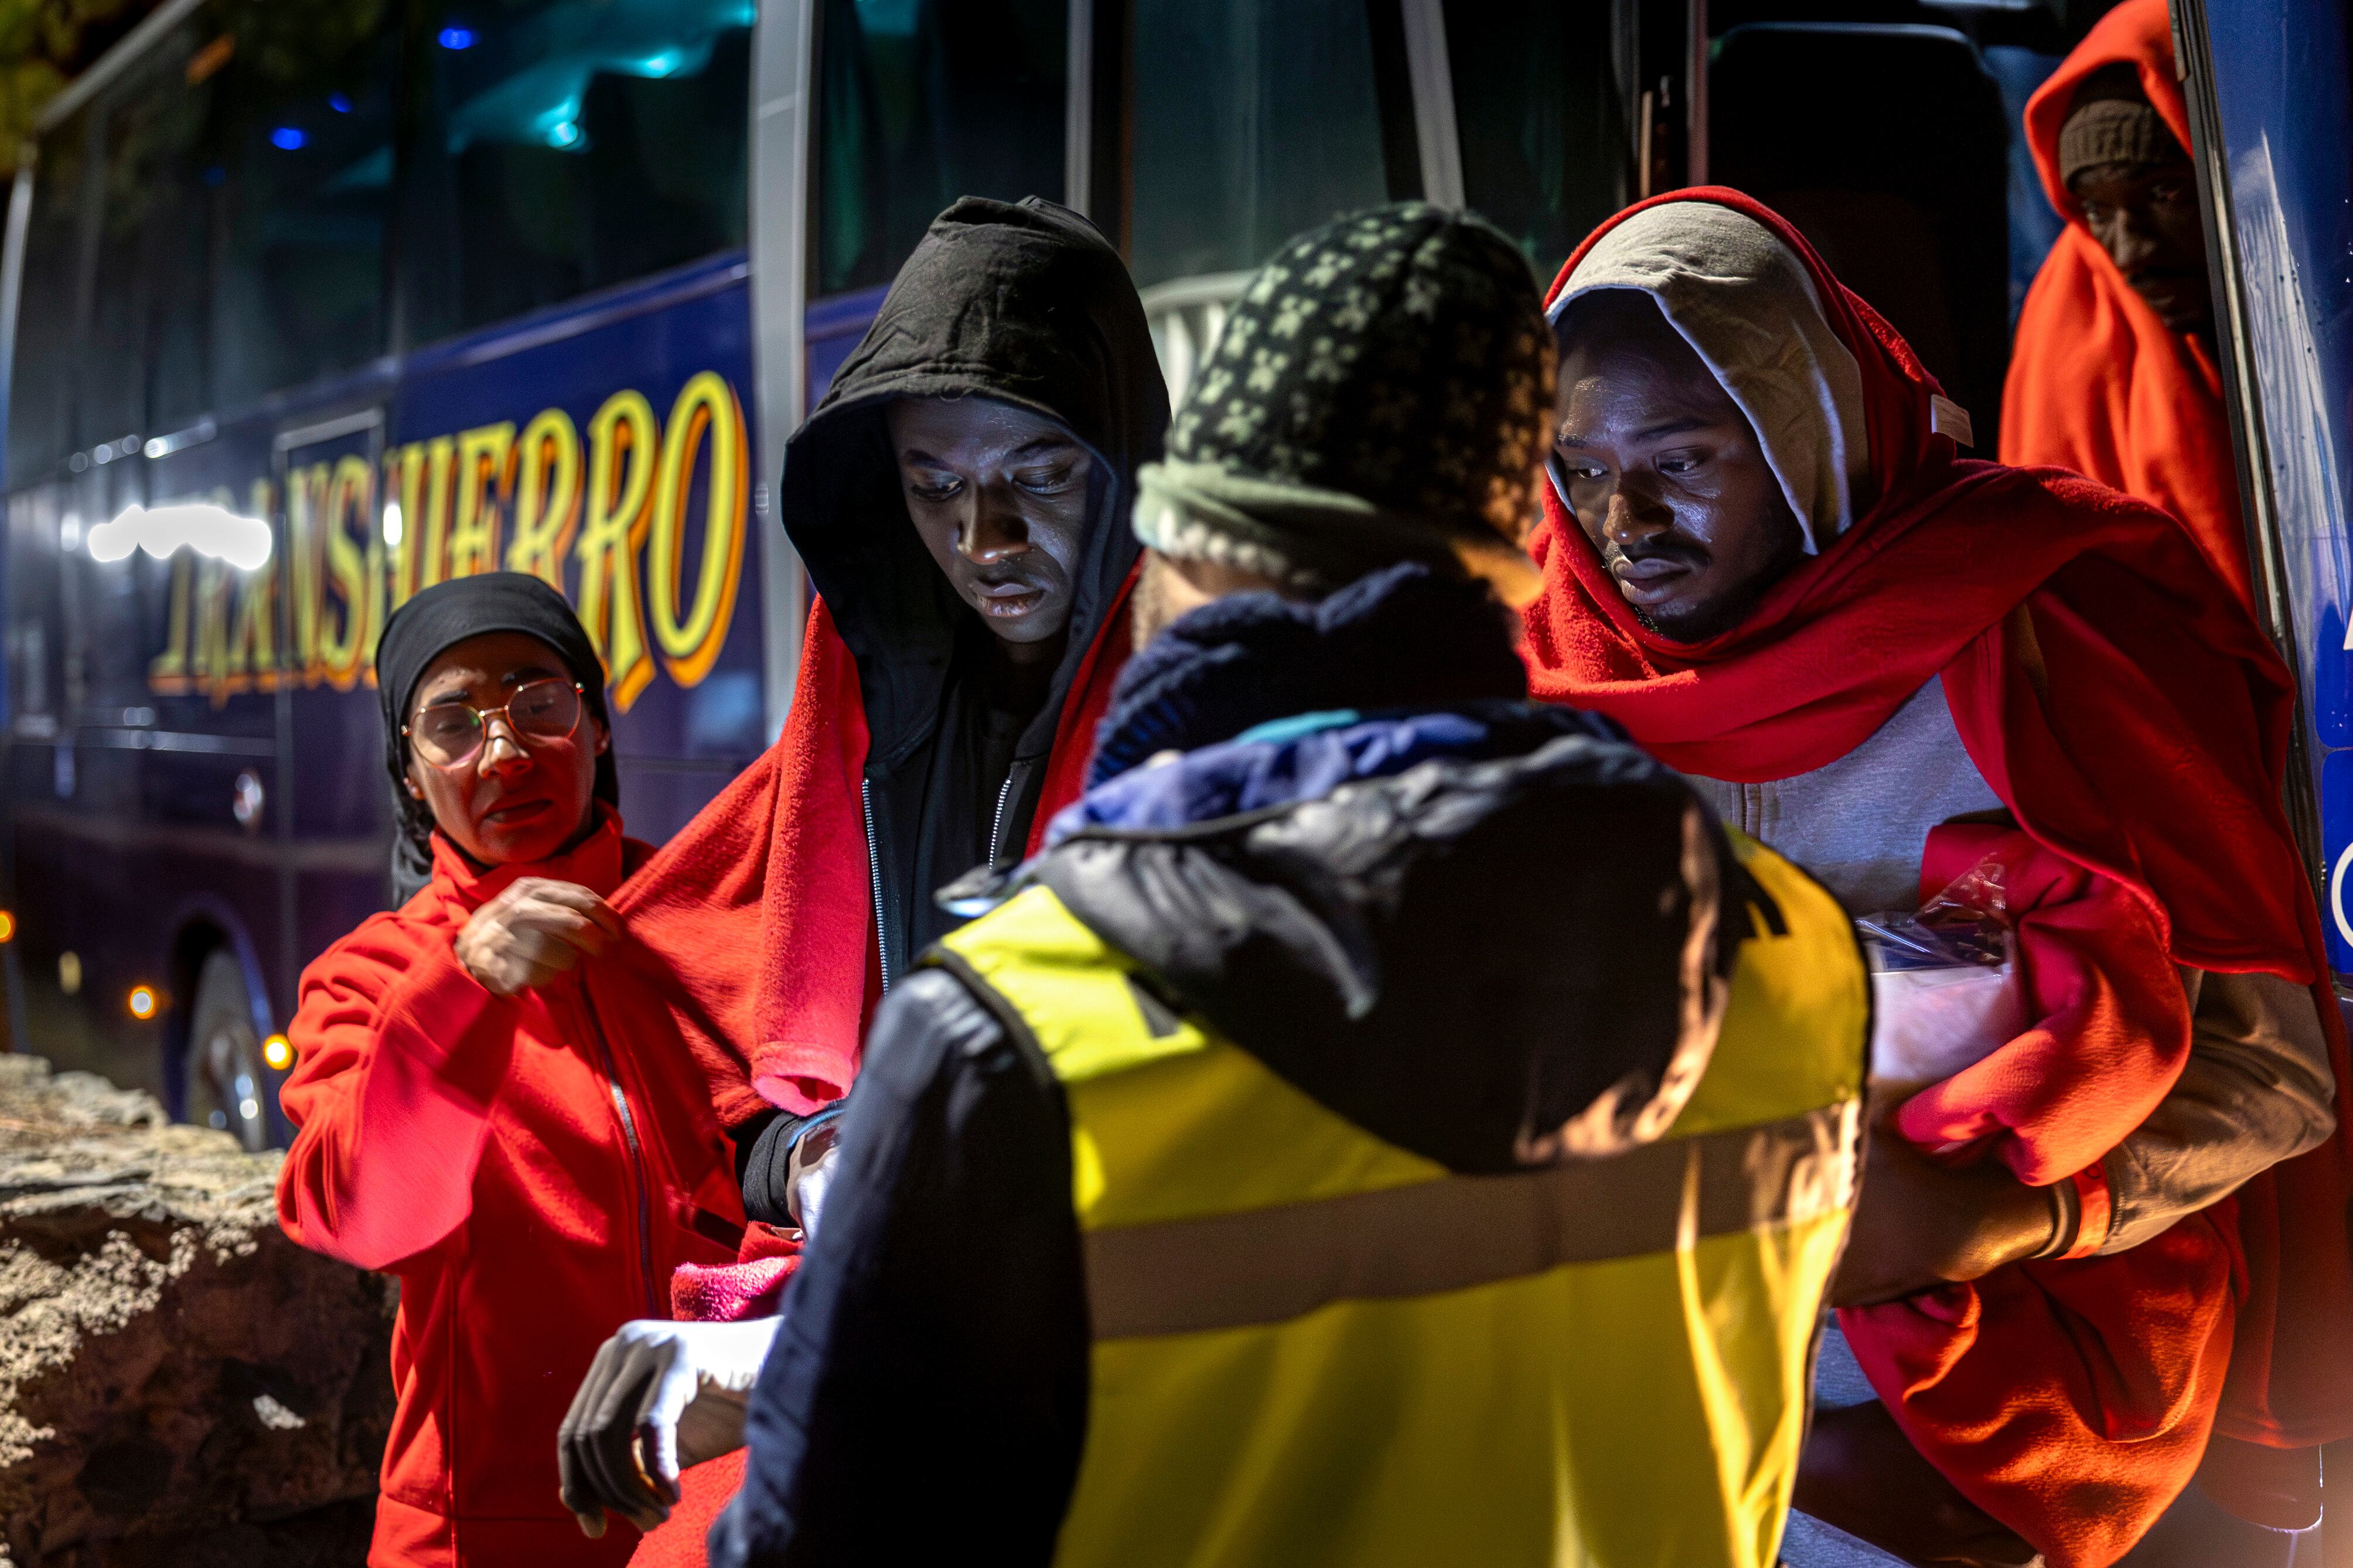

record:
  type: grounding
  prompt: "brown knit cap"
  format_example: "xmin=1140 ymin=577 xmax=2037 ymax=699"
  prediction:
xmin=2059 ymin=63 xmax=2183 ymax=187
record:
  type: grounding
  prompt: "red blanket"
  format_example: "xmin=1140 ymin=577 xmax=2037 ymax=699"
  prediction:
xmin=1891 ymin=825 xmax=2191 ymax=1187
xmin=614 ymin=571 xmax=1137 ymax=1119
xmin=1846 ymin=823 xmax=2232 ymax=1564
xmin=1523 ymin=189 xmax=2353 ymax=1559
xmin=2001 ymin=0 xmax=2250 ymax=609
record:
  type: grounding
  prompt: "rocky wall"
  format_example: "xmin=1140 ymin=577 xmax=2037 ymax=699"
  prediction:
xmin=0 ymin=1056 xmax=393 ymax=1566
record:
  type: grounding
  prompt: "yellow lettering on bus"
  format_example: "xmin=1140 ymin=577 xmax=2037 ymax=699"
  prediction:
xmin=575 ymin=390 xmax=659 ymax=712
xmin=386 ymin=442 xmax=430 ymax=608
xmin=448 ymin=422 xmax=515 ymax=580
xmin=193 ymin=556 xmax=238 ymax=701
xmin=421 ymin=435 xmax=457 ymax=589
xmin=221 ymin=478 xmax=281 ymax=702
xmin=149 ymin=550 xmax=193 ymax=694
xmin=506 ymin=408 xmax=582 ymax=592
xmin=285 ymin=462 xmax=334 ymax=684
xmin=647 ymin=371 xmax=746 ymax=689
xmin=318 ymin=455 xmax=377 ymax=690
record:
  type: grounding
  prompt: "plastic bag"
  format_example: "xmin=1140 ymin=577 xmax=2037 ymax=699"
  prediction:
xmin=1858 ymin=852 xmax=2027 ymax=1095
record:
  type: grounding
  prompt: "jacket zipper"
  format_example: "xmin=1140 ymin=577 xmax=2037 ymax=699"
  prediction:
xmin=579 ymin=993 xmax=663 ymax=1320
xmin=987 ymin=773 xmax=1015 ymax=866
xmin=862 ymin=778 xmax=893 ymax=993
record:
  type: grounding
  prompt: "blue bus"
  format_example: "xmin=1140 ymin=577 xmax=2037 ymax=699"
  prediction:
xmin=0 ymin=0 xmax=1709 ymax=1146
xmin=6 ymin=0 xmax=2346 ymax=1154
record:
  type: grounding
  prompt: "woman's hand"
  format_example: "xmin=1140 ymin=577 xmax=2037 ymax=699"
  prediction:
xmin=454 ymin=878 xmax=622 ymax=997
xmin=1795 ymin=1402 xmax=2039 ymax=1565
xmin=1832 ymin=1115 xmax=2058 ymax=1309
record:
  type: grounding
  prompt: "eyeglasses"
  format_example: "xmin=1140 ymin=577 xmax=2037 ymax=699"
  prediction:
xmin=405 ymin=678 xmax=583 ymax=768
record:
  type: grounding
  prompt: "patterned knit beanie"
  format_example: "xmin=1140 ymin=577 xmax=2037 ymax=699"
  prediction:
xmin=1133 ymin=203 xmax=1556 ymax=606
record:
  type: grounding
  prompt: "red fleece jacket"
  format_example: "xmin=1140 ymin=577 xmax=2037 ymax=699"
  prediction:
xmin=277 ymin=811 xmax=745 ymax=1568
xmin=1524 ymin=189 xmax=2353 ymax=1564
xmin=2002 ymin=0 xmax=2250 ymax=608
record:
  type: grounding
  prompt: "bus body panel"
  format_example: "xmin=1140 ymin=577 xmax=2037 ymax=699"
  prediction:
xmin=7 ymin=254 xmax=766 ymax=1118
xmin=6 ymin=0 xmax=1697 ymax=1125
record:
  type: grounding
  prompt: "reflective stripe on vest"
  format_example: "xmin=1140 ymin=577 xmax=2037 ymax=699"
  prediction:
xmin=933 ymin=828 xmax=1867 ymax=1568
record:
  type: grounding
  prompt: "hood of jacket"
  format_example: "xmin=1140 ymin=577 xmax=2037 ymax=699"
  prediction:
xmin=779 ymin=196 xmax=1169 ymax=767
xmin=2023 ymin=0 xmax=2191 ymax=230
xmin=957 ymin=566 xmax=1731 ymax=1171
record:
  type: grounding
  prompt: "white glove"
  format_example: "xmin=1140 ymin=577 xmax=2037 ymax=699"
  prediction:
xmin=557 ymin=1315 xmax=782 ymax=1538
xmin=790 ymin=1120 xmax=843 ymax=1239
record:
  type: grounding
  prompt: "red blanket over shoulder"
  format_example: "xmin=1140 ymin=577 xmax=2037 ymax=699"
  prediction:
xmin=609 ymin=572 xmax=1136 ymax=1122
xmin=2001 ymin=0 xmax=2251 ymax=609
xmin=1523 ymin=189 xmax=2353 ymax=1563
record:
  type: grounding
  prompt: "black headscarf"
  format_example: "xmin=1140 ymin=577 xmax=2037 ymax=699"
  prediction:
xmin=376 ymin=572 xmax=618 ymax=901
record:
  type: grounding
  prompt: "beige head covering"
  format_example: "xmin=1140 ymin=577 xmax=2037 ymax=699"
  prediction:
xmin=1549 ymin=202 xmax=1872 ymax=554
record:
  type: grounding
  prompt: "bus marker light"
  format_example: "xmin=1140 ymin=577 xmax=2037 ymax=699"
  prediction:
xmin=263 ymin=1034 xmax=293 ymax=1071
xmin=127 ymin=985 xmax=158 ymax=1020
xmin=0 ymin=911 xmax=16 ymax=943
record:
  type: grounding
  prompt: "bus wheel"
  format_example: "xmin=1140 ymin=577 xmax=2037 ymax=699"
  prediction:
xmin=185 ymin=949 xmax=272 ymax=1153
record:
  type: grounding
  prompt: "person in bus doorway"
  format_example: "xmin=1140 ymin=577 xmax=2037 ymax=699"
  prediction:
xmin=275 ymin=573 xmax=746 ymax=1568
xmin=553 ymin=194 xmax=1168 ymax=1552
xmin=569 ymin=204 xmax=1870 ymax=1568
xmin=2003 ymin=0 xmax=2252 ymax=609
xmin=1523 ymin=189 xmax=2353 ymax=1567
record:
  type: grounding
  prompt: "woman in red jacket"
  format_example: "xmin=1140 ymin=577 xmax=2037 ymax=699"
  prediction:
xmin=275 ymin=573 xmax=744 ymax=1568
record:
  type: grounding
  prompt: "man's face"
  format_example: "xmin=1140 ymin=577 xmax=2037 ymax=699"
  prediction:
xmin=2071 ymin=158 xmax=2212 ymax=335
xmin=885 ymin=397 xmax=1096 ymax=652
xmin=1552 ymin=294 xmax=1806 ymax=644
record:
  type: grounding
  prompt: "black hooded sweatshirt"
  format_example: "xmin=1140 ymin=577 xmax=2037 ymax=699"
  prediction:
xmin=778 ymin=195 xmax=1168 ymax=982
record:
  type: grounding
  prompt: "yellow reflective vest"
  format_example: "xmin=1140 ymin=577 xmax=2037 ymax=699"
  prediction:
xmin=932 ymin=827 xmax=1867 ymax=1568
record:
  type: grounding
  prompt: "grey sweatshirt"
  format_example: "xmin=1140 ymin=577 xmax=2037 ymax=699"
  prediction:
xmin=1690 ymin=675 xmax=2336 ymax=1255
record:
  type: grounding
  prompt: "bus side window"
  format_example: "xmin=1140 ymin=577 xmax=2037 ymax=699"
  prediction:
xmin=65 ymin=9 xmax=398 ymax=440
xmin=1124 ymin=0 xmax=1391 ymax=292
xmin=1441 ymin=0 xmax=1646 ymax=286
xmin=396 ymin=1 xmax=755 ymax=349
xmin=810 ymin=0 xmax=1068 ymax=301
xmin=7 ymin=108 xmax=89 ymax=483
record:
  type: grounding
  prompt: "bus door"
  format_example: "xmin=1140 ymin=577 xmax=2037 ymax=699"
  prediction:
xmin=799 ymin=0 xmax=1690 ymax=418
xmin=1091 ymin=0 xmax=1692 ymax=410
xmin=2175 ymin=0 xmax=2353 ymax=984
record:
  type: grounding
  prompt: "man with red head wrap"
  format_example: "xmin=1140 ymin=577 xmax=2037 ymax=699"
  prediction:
xmin=2003 ymin=0 xmax=2250 ymax=607
xmin=1525 ymin=188 xmax=2352 ymax=1566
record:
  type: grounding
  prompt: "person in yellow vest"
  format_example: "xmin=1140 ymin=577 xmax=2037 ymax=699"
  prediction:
xmin=568 ymin=205 xmax=1869 ymax=1567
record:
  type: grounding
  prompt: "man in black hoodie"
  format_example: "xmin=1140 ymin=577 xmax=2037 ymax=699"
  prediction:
xmin=649 ymin=196 xmax=1169 ymax=1224
xmin=779 ymin=196 xmax=1168 ymax=986
xmin=551 ymin=198 xmax=1166 ymax=1542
